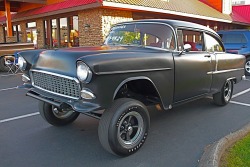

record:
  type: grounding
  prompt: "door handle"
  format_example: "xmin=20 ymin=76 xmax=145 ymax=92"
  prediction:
xmin=204 ymin=55 xmax=211 ymax=58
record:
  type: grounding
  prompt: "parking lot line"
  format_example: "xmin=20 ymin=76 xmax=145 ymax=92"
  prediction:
xmin=0 ymin=86 xmax=17 ymax=92
xmin=0 ymin=112 xmax=39 ymax=124
xmin=1 ymin=81 xmax=249 ymax=124
xmin=245 ymin=78 xmax=250 ymax=81
xmin=232 ymin=88 xmax=250 ymax=99
xmin=0 ymin=73 xmax=22 ymax=77
xmin=230 ymin=101 xmax=250 ymax=107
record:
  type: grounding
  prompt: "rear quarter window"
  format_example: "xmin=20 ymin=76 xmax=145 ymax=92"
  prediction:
xmin=204 ymin=33 xmax=224 ymax=52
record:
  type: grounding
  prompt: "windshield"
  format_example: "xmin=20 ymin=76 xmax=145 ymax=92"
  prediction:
xmin=104 ymin=23 xmax=175 ymax=50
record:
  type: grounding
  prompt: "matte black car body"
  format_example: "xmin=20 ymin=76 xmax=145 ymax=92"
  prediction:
xmin=19 ymin=19 xmax=245 ymax=156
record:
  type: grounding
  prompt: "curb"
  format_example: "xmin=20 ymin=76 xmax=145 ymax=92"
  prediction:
xmin=198 ymin=123 xmax=250 ymax=167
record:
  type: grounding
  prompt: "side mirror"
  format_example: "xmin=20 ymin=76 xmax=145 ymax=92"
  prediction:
xmin=178 ymin=43 xmax=192 ymax=56
xmin=184 ymin=44 xmax=191 ymax=52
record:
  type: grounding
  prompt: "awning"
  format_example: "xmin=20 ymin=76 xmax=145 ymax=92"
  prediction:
xmin=232 ymin=5 xmax=250 ymax=24
xmin=0 ymin=0 xmax=101 ymax=23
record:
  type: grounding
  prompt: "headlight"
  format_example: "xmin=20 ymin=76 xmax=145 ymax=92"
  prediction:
xmin=77 ymin=61 xmax=92 ymax=83
xmin=18 ymin=56 xmax=27 ymax=71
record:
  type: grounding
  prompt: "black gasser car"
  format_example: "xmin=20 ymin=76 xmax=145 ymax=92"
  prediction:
xmin=18 ymin=19 xmax=245 ymax=156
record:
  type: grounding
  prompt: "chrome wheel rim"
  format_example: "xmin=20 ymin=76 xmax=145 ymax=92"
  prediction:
xmin=224 ymin=80 xmax=232 ymax=102
xmin=117 ymin=111 xmax=144 ymax=149
xmin=245 ymin=60 xmax=250 ymax=74
xmin=52 ymin=107 xmax=74 ymax=119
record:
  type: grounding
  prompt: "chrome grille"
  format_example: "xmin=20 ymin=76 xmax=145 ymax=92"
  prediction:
xmin=31 ymin=71 xmax=80 ymax=99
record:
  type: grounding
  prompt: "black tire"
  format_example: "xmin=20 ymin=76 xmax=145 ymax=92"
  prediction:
xmin=98 ymin=98 xmax=150 ymax=156
xmin=39 ymin=101 xmax=80 ymax=126
xmin=213 ymin=80 xmax=233 ymax=106
xmin=245 ymin=57 xmax=250 ymax=76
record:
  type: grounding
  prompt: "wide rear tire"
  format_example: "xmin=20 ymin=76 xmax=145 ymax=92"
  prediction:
xmin=98 ymin=98 xmax=150 ymax=156
xmin=213 ymin=80 xmax=233 ymax=106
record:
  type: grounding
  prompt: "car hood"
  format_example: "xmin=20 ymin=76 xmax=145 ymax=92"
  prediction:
xmin=32 ymin=45 xmax=172 ymax=77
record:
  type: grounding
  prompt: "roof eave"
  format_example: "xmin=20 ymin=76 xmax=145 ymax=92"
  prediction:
xmin=231 ymin=21 xmax=250 ymax=26
xmin=103 ymin=1 xmax=232 ymax=23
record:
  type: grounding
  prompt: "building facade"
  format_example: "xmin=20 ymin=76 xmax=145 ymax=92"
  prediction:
xmin=0 ymin=0 xmax=249 ymax=48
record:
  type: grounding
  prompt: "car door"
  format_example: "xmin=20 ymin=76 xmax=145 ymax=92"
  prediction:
xmin=174 ymin=29 xmax=212 ymax=102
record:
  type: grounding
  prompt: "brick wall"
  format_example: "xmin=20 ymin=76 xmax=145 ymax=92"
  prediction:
xmin=78 ymin=8 xmax=133 ymax=46
xmin=6 ymin=36 xmax=17 ymax=43
xmin=78 ymin=9 xmax=103 ymax=46
xmin=0 ymin=25 xmax=4 ymax=43
xmin=20 ymin=22 xmax=27 ymax=43
xmin=0 ymin=26 xmax=18 ymax=43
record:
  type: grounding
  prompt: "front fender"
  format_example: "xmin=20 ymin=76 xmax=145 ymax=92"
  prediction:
xmin=112 ymin=72 xmax=174 ymax=110
xmin=17 ymin=49 xmax=45 ymax=70
xmin=113 ymin=76 xmax=162 ymax=99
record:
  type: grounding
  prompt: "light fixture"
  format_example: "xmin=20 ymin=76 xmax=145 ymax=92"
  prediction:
xmin=84 ymin=24 xmax=90 ymax=31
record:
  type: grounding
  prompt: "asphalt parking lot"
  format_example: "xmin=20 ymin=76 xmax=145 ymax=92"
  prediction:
xmin=1 ymin=72 xmax=250 ymax=167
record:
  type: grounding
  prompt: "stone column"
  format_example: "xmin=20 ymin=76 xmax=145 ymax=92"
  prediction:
xmin=20 ymin=22 xmax=27 ymax=43
xmin=36 ymin=19 xmax=45 ymax=49
xmin=0 ymin=25 xmax=4 ymax=43
xmin=78 ymin=9 xmax=133 ymax=47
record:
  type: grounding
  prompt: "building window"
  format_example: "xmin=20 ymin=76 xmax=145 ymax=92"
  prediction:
xmin=70 ymin=16 xmax=79 ymax=47
xmin=26 ymin=21 xmax=37 ymax=44
xmin=44 ymin=20 xmax=49 ymax=47
xmin=52 ymin=19 xmax=58 ymax=47
xmin=4 ymin=26 xmax=7 ymax=42
xmin=13 ymin=25 xmax=21 ymax=42
xmin=27 ymin=22 xmax=36 ymax=28
xmin=60 ymin=17 xmax=67 ymax=47
xmin=43 ymin=16 xmax=79 ymax=48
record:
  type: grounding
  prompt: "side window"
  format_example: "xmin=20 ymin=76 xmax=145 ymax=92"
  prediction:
xmin=177 ymin=30 xmax=183 ymax=50
xmin=144 ymin=33 xmax=175 ymax=49
xmin=204 ymin=33 xmax=224 ymax=52
xmin=177 ymin=29 xmax=204 ymax=51
xmin=221 ymin=34 xmax=247 ymax=44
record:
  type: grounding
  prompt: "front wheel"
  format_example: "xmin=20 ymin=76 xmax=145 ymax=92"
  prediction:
xmin=39 ymin=101 xmax=80 ymax=126
xmin=213 ymin=80 xmax=233 ymax=106
xmin=98 ymin=98 xmax=150 ymax=156
xmin=245 ymin=57 xmax=250 ymax=76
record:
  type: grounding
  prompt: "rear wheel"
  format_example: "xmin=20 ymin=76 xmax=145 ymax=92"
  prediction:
xmin=213 ymin=80 xmax=233 ymax=106
xmin=98 ymin=98 xmax=150 ymax=156
xmin=245 ymin=57 xmax=250 ymax=76
xmin=39 ymin=101 xmax=79 ymax=126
